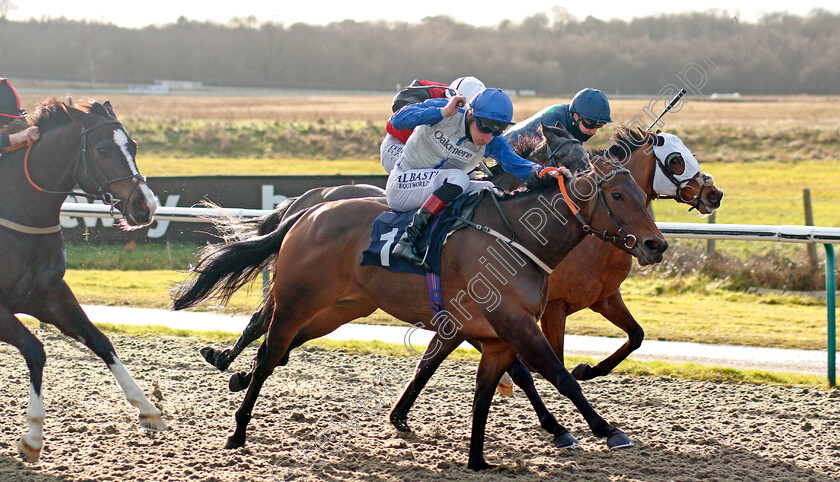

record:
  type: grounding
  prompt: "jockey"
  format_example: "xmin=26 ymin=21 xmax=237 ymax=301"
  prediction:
xmin=0 ymin=78 xmax=39 ymax=152
xmin=387 ymin=87 xmax=562 ymax=270
xmin=380 ymin=76 xmax=485 ymax=173
xmin=504 ymin=87 xmax=612 ymax=145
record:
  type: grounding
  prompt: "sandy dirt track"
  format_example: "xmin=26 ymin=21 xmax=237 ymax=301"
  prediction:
xmin=1 ymin=330 xmax=839 ymax=481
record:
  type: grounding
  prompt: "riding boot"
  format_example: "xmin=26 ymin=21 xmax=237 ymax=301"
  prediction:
xmin=391 ymin=207 xmax=434 ymax=270
xmin=391 ymin=180 xmax=464 ymax=271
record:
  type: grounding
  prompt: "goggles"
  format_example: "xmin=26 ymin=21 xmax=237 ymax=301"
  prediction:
xmin=474 ymin=116 xmax=508 ymax=136
xmin=580 ymin=117 xmax=606 ymax=129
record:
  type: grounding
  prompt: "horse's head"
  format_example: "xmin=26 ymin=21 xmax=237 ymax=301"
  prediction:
xmin=61 ymin=100 xmax=157 ymax=229
xmin=533 ymin=123 xmax=590 ymax=173
xmin=607 ymin=127 xmax=723 ymax=214
xmin=570 ymin=158 xmax=668 ymax=266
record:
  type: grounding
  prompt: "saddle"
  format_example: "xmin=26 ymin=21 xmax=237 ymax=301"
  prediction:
xmin=361 ymin=190 xmax=486 ymax=276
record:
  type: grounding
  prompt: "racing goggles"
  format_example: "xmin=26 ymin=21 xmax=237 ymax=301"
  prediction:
xmin=474 ymin=116 xmax=508 ymax=136
xmin=580 ymin=117 xmax=607 ymax=129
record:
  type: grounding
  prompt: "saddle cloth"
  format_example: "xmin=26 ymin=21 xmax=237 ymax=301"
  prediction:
xmin=361 ymin=190 xmax=486 ymax=276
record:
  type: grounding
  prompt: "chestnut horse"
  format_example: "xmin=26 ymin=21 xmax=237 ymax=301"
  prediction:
xmin=0 ymin=97 xmax=165 ymax=462
xmin=172 ymin=160 xmax=667 ymax=470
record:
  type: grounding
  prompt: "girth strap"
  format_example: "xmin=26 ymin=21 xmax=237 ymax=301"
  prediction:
xmin=0 ymin=216 xmax=61 ymax=234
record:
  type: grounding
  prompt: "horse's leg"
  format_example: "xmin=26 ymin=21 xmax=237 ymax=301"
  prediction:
xmin=30 ymin=282 xmax=165 ymax=431
xmin=468 ymin=340 xmax=517 ymax=471
xmin=540 ymin=299 xmax=569 ymax=363
xmin=571 ymin=291 xmax=643 ymax=380
xmin=506 ymin=356 xmax=579 ymax=449
xmin=226 ymin=301 xmax=376 ymax=393
xmin=389 ymin=333 xmax=465 ymax=433
xmin=493 ymin=312 xmax=632 ymax=449
xmin=201 ymin=297 xmax=273 ymax=371
xmin=0 ymin=311 xmax=47 ymax=462
xmin=226 ymin=300 xmax=376 ymax=448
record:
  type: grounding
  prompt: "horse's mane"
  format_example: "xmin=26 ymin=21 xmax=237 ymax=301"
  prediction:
xmin=589 ymin=125 xmax=655 ymax=162
xmin=30 ymin=96 xmax=99 ymax=133
xmin=511 ymin=135 xmax=542 ymax=159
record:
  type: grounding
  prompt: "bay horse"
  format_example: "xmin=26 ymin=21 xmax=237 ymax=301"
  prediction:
xmin=199 ymin=123 xmax=588 ymax=372
xmin=172 ymin=159 xmax=667 ymax=470
xmin=0 ymin=97 xmax=165 ymax=462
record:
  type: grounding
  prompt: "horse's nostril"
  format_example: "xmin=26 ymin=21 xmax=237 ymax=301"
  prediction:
xmin=644 ymin=239 xmax=668 ymax=254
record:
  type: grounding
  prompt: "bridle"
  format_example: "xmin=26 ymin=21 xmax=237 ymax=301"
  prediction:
xmin=544 ymin=166 xmax=638 ymax=250
xmin=650 ymin=151 xmax=712 ymax=210
xmin=24 ymin=119 xmax=146 ymax=211
xmin=543 ymin=136 xmax=582 ymax=168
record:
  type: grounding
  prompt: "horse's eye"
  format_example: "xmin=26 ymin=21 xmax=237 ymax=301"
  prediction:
xmin=669 ymin=156 xmax=682 ymax=166
xmin=96 ymin=147 xmax=108 ymax=155
xmin=611 ymin=192 xmax=622 ymax=201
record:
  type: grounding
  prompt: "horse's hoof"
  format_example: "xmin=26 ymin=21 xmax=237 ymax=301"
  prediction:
xmin=225 ymin=434 xmax=246 ymax=449
xmin=571 ymin=363 xmax=593 ymax=381
xmin=467 ymin=458 xmax=496 ymax=471
xmin=606 ymin=430 xmax=634 ymax=450
xmin=389 ymin=413 xmax=412 ymax=433
xmin=552 ymin=431 xmax=579 ymax=449
xmin=229 ymin=371 xmax=250 ymax=392
xmin=18 ymin=437 xmax=41 ymax=463
xmin=139 ymin=413 xmax=168 ymax=431
xmin=200 ymin=346 xmax=217 ymax=365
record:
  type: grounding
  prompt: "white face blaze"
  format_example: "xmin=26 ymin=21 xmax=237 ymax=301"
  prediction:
xmin=112 ymin=128 xmax=158 ymax=215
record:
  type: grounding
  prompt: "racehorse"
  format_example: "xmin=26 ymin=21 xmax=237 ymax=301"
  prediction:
xmin=0 ymin=97 xmax=165 ymax=462
xmin=199 ymin=123 xmax=588 ymax=372
xmin=172 ymin=159 xmax=667 ymax=470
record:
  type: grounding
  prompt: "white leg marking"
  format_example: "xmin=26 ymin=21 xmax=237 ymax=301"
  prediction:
xmin=108 ymin=358 xmax=161 ymax=418
xmin=21 ymin=384 xmax=45 ymax=454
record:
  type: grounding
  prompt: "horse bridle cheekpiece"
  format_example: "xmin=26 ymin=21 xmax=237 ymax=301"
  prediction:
xmin=25 ymin=118 xmax=145 ymax=210
xmin=542 ymin=166 xmax=638 ymax=250
xmin=544 ymin=136 xmax=581 ymax=168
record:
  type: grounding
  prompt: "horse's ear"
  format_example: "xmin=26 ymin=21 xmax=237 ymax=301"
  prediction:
xmin=654 ymin=134 xmax=666 ymax=147
xmin=102 ymin=101 xmax=118 ymax=120
xmin=88 ymin=101 xmax=113 ymax=119
xmin=61 ymin=102 xmax=89 ymax=126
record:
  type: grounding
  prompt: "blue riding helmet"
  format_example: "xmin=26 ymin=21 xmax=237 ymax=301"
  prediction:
xmin=469 ymin=88 xmax=515 ymax=126
xmin=569 ymin=88 xmax=612 ymax=123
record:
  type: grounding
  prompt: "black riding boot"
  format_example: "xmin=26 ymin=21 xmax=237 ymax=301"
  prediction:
xmin=391 ymin=207 xmax=434 ymax=270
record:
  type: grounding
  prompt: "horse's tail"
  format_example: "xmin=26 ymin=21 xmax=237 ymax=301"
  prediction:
xmin=206 ymin=197 xmax=297 ymax=243
xmin=171 ymin=206 xmax=311 ymax=311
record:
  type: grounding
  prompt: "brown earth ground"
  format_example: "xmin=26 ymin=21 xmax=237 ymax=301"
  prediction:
xmin=1 ymin=330 xmax=839 ymax=481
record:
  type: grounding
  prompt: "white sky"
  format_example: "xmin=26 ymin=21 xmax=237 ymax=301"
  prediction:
xmin=5 ymin=1 xmax=836 ymax=28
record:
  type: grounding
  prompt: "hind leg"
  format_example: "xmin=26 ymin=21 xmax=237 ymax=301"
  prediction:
xmin=226 ymin=300 xmax=376 ymax=447
xmin=0 ymin=310 xmax=47 ymax=462
xmin=29 ymin=281 xmax=165 ymax=431
xmin=202 ymin=297 xmax=273 ymax=371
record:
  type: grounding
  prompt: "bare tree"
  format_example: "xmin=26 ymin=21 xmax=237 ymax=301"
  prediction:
xmin=0 ymin=0 xmax=17 ymax=20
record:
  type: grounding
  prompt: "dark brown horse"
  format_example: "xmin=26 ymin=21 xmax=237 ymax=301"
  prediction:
xmin=173 ymin=160 xmax=667 ymax=470
xmin=0 ymin=97 xmax=165 ymax=462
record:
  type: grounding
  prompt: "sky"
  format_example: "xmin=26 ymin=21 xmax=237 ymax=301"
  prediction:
xmin=4 ymin=0 xmax=836 ymax=28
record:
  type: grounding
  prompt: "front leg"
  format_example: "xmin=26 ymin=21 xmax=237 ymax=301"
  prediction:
xmin=29 ymin=281 xmax=166 ymax=431
xmin=490 ymin=310 xmax=632 ymax=450
xmin=469 ymin=341 xmax=517 ymax=471
xmin=573 ymin=291 xmax=643 ymax=380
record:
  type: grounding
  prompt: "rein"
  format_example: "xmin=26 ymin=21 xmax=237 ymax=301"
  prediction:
xmin=541 ymin=167 xmax=638 ymax=250
xmin=24 ymin=119 xmax=144 ymax=208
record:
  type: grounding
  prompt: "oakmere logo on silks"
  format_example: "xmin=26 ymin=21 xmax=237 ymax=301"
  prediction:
xmin=434 ymin=130 xmax=473 ymax=159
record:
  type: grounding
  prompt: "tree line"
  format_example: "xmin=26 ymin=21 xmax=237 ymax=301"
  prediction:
xmin=1 ymin=10 xmax=838 ymax=95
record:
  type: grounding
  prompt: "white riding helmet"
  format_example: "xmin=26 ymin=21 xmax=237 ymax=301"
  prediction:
xmin=448 ymin=76 xmax=485 ymax=103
